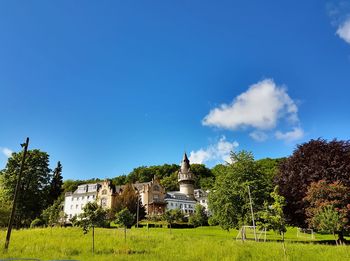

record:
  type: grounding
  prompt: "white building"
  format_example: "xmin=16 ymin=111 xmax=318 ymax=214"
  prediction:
xmin=63 ymin=183 xmax=100 ymax=220
xmin=165 ymin=191 xmax=196 ymax=214
xmin=194 ymin=189 xmax=210 ymax=213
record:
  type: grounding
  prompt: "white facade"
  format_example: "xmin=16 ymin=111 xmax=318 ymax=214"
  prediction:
xmin=194 ymin=189 xmax=209 ymax=213
xmin=165 ymin=192 xmax=197 ymax=214
xmin=63 ymin=183 xmax=100 ymax=220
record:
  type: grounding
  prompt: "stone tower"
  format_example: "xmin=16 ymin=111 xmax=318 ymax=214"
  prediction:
xmin=178 ymin=153 xmax=195 ymax=199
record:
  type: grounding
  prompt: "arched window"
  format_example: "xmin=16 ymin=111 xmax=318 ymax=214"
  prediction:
xmin=101 ymin=198 xmax=107 ymax=207
xmin=153 ymin=185 xmax=160 ymax=191
xmin=102 ymin=189 xmax=107 ymax=195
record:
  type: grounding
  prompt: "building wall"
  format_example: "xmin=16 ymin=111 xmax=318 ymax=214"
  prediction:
xmin=165 ymin=198 xmax=196 ymax=214
xmin=96 ymin=180 xmax=115 ymax=209
xmin=63 ymin=183 xmax=99 ymax=220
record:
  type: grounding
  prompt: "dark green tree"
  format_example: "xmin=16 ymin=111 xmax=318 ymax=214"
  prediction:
xmin=115 ymin=208 xmax=135 ymax=242
xmin=160 ymin=172 xmax=178 ymax=191
xmin=48 ymin=161 xmax=63 ymax=205
xmin=190 ymin=164 xmax=214 ymax=189
xmin=0 ymin=149 xmax=52 ymax=227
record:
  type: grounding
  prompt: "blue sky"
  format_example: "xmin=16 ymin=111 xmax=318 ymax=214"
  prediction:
xmin=1 ymin=1 xmax=350 ymax=180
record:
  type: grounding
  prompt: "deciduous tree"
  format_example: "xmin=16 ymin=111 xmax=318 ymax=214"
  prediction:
xmin=209 ymin=151 xmax=272 ymax=231
xmin=276 ymin=139 xmax=350 ymax=227
xmin=0 ymin=149 xmax=52 ymax=227
xmin=115 ymin=208 xmax=135 ymax=242
xmin=303 ymin=180 xmax=350 ymax=243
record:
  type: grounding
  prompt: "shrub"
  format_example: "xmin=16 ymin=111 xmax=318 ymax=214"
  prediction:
xmin=30 ymin=218 xmax=44 ymax=228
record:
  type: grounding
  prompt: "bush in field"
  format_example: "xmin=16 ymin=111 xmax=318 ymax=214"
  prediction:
xmin=162 ymin=209 xmax=184 ymax=231
xmin=189 ymin=204 xmax=208 ymax=227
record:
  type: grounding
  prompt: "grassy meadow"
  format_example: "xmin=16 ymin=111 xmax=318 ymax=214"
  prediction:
xmin=0 ymin=226 xmax=349 ymax=261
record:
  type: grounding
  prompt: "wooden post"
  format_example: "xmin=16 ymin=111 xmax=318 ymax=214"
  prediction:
xmin=4 ymin=137 xmax=29 ymax=250
xmin=92 ymin=225 xmax=95 ymax=254
xmin=136 ymin=190 xmax=139 ymax=228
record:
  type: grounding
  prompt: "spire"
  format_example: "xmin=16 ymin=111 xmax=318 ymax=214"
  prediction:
xmin=181 ymin=152 xmax=190 ymax=173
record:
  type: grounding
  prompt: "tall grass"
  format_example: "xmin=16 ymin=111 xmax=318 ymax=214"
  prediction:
xmin=0 ymin=226 xmax=349 ymax=260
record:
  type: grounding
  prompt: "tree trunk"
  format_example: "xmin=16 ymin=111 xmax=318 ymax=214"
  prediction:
xmin=281 ymin=232 xmax=287 ymax=257
xmin=337 ymin=231 xmax=345 ymax=245
xmin=333 ymin=232 xmax=338 ymax=246
xmin=92 ymin=226 xmax=95 ymax=254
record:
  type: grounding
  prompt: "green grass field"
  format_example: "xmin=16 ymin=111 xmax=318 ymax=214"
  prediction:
xmin=0 ymin=226 xmax=349 ymax=260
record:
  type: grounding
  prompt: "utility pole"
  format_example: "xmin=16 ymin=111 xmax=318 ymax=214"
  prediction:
xmin=4 ymin=137 xmax=29 ymax=250
xmin=247 ymin=185 xmax=257 ymax=241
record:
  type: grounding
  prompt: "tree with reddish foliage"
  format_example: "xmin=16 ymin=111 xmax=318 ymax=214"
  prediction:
xmin=114 ymin=183 xmax=146 ymax=223
xmin=304 ymin=180 xmax=350 ymax=244
xmin=276 ymin=139 xmax=350 ymax=227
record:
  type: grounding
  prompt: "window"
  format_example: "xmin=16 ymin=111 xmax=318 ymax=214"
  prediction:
xmin=179 ymin=204 xmax=182 ymax=208
xmin=87 ymin=195 xmax=90 ymax=199
xmin=69 ymin=214 xmax=72 ymax=218
xmin=184 ymin=204 xmax=187 ymax=208
xmin=92 ymin=195 xmax=95 ymax=199
xmin=153 ymin=194 xmax=159 ymax=200
xmin=101 ymin=198 xmax=107 ymax=207
xmin=153 ymin=185 xmax=160 ymax=191
xmin=170 ymin=203 xmax=173 ymax=206
xmin=102 ymin=189 xmax=107 ymax=195
xmin=70 ymin=205 xmax=73 ymax=210
xmin=76 ymin=205 xmax=78 ymax=209
xmin=82 ymin=196 xmax=84 ymax=200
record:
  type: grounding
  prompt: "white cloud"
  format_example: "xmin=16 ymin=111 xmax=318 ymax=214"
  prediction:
xmin=336 ymin=18 xmax=350 ymax=44
xmin=249 ymin=131 xmax=268 ymax=142
xmin=202 ymin=79 xmax=298 ymax=131
xmin=189 ymin=136 xmax=239 ymax=164
xmin=275 ymin=127 xmax=304 ymax=142
xmin=1 ymin=147 xmax=13 ymax=158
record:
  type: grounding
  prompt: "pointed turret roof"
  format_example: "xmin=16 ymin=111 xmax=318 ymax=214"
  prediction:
xmin=180 ymin=152 xmax=190 ymax=173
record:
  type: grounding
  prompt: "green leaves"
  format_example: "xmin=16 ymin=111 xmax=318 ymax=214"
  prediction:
xmin=114 ymin=208 xmax=135 ymax=228
xmin=79 ymin=202 xmax=107 ymax=234
xmin=208 ymin=151 xmax=274 ymax=231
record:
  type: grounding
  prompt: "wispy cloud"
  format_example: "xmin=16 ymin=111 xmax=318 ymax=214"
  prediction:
xmin=337 ymin=18 xmax=350 ymax=44
xmin=202 ymin=79 xmax=303 ymax=142
xmin=249 ymin=130 xmax=268 ymax=142
xmin=275 ymin=127 xmax=304 ymax=142
xmin=189 ymin=136 xmax=239 ymax=164
xmin=1 ymin=147 xmax=13 ymax=158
